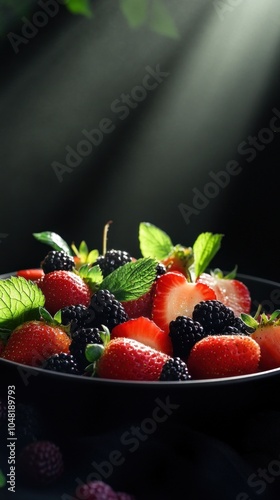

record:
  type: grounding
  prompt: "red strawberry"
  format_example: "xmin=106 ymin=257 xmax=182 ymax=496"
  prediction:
xmin=151 ymin=271 xmax=216 ymax=333
xmin=121 ymin=286 xmax=154 ymax=319
xmin=96 ymin=337 xmax=170 ymax=381
xmin=1 ymin=320 xmax=71 ymax=366
xmin=16 ymin=268 xmax=45 ymax=281
xmin=37 ymin=270 xmax=91 ymax=315
xmin=162 ymin=245 xmax=193 ymax=277
xmin=187 ymin=334 xmax=260 ymax=379
xmin=111 ymin=316 xmax=172 ymax=355
xmin=248 ymin=312 xmax=280 ymax=371
xmin=197 ymin=271 xmax=251 ymax=316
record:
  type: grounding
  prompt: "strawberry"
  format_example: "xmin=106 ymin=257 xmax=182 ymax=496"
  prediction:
xmin=121 ymin=285 xmax=155 ymax=319
xmin=37 ymin=270 xmax=91 ymax=315
xmin=161 ymin=245 xmax=193 ymax=277
xmin=91 ymin=337 xmax=170 ymax=381
xmin=196 ymin=270 xmax=251 ymax=316
xmin=187 ymin=334 xmax=260 ymax=379
xmin=16 ymin=268 xmax=44 ymax=281
xmin=1 ymin=320 xmax=71 ymax=366
xmin=151 ymin=271 xmax=216 ymax=333
xmin=243 ymin=310 xmax=280 ymax=371
xmin=111 ymin=316 xmax=172 ymax=355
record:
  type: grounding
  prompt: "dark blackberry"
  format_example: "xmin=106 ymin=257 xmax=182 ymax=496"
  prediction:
xmin=169 ymin=316 xmax=206 ymax=359
xmin=60 ymin=304 xmax=90 ymax=332
xmin=70 ymin=327 xmax=103 ymax=372
xmin=231 ymin=316 xmax=252 ymax=335
xmin=43 ymin=353 xmax=80 ymax=375
xmin=84 ymin=289 xmax=128 ymax=331
xmin=155 ymin=262 xmax=167 ymax=277
xmin=18 ymin=440 xmax=64 ymax=486
xmin=95 ymin=249 xmax=132 ymax=277
xmin=192 ymin=300 xmax=235 ymax=334
xmin=159 ymin=357 xmax=191 ymax=381
xmin=41 ymin=250 xmax=75 ymax=274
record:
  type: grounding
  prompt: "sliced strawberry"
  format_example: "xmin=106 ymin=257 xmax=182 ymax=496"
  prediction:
xmin=251 ymin=324 xmax=280 ymax=371
xmin=151 ymin=271 xmax=216 ymax=333
xmin=197 ymin=272 xmax=251 ymax=316
xmin=187 ymin=335 xmax=260 ymax=379
xmin=96 ymin=337 xmax=170 ymax=381
xmin=16 ymin=269 xmax=44 ymax=281
xmin=111 ymin=316 xmax=172 ymax=355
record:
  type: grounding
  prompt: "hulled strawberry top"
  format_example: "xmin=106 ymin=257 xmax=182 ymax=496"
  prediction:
xmin=0 ymin=221 xmax=276 ymax=381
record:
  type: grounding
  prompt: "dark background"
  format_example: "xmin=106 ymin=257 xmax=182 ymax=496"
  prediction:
xmin=0 ymin=0 xmax=279 ymax=282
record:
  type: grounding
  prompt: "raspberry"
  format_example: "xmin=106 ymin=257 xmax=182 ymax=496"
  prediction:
xmin=43 ymin=353 xmax=80 ymax=375
xmin=70 ymin=327 xmax=103 ymax=372
xmin=159 ymin=357 xmax=191 ymax=381
xmin=41 ymin=250 xmax=75 ymax=274
xmin=85 ymin=290 xmax=128 ymax=331
xmin=192 ymin=300 xmax=235 ymax=334
xmin=95 ymin=249 xmax=132 ymax=277
xmin=169 ymin=316 xmax=206 ymax=359
xmin=18 ymin=440 xmax=64 ymax=486
xmin=76 ymin=480 xmax=118 ymax=500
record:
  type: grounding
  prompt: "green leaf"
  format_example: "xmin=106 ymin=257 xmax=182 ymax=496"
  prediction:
xmin=149 ymin=0 xmax=179 ymax=39
xmin=240 ymin=313 xmax=259 ymax=330
xmin=139 ymin=222 xmax=174 ymax=259
xmin=0 ymin=277 xmax=45 ymax=330
xmin=33 ymin=231 xmax=72 ymax=255
xmin=119 ymin=0 xmax=148 ymax=28
xmin=193 ymin=232 xmax=224 ymax=279
xmin=65 ymin=0 xmax=93 ymax=17
xmin=100 ymin=258 xmax=157 ymax=301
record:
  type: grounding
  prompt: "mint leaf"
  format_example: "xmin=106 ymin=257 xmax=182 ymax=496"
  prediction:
xmin=139 ymin=222 xmax=174 ymax=259
xmin=100 ymin=258 xmax=157 ymax=301
xmin=149 ymin=0 xmax=179 ymax=39
xmin=33 ymin=231 xmax=72 ymax=255
xmin=193 ymin=232 xmax=223 ymax=279
xmin=65 ymin=0 xmax=93 ymax=17
xmin=0 ymin=277 xmax=45 ymax=330
xmin=119 ymin=0 xmax=148 ymax=28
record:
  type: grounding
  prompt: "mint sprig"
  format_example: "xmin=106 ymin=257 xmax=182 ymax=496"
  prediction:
xmin=139 ymin=222 xmax=174 ymax=259
xmin=0 ymin=276 xmax=45 ymax=331
xmin=100 ymin=258 xmax=158 ymax=301
xmin=193 ymin=232 xmax=224 ymax=279
xmin=33 ymin=231 xmax=72 ymax=255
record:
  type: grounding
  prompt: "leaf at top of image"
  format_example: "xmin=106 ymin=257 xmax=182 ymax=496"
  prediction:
xmin=119 ymin=0 xmax=148 ymax=28
xmin=65 ymin=0 xmax=93 ymax=18
xmin=149 ymin=0 xmax=179 ymax=39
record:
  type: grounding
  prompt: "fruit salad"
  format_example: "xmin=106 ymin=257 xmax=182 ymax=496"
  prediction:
xmin=0 ymin=222 xmax=279 ymax=381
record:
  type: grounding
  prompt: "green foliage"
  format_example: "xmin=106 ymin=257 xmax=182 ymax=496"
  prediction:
xmin=0 ymin=0 xmax=179 ymax=39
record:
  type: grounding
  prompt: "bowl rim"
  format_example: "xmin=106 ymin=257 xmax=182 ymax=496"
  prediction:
xmin=1 ymin=271 xmax=280 ymax=388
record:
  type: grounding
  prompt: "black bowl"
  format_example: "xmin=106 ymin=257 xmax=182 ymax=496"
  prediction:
xmin=1 ymin=273 xmax=280 ymax=436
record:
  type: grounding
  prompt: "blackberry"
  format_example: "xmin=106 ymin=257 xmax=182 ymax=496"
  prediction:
xmin=43 ymin=353 xmax=80 ymax=375
xmin=18 ymin=440 xmax=64 ymax=486
xmin=41 ymin=250 xmax=75 ymax=274
xmin=70 ymin=327 xmax=103 ymax=372
xmin=155 ymin=262 xmax=167 ymax=277
xmin=95 ymin=249 xmax=132 ymax=277
xmin=169 ymin=316 xmax=206 ymax=359
xmin=60 ymin=304 xmax=90 ymax=332
xmin=84 ymin=289 xmax=128 ymax=331
xmin=192 ymin=300 xmax=235 ymax=334
xmin=159 ymin=357 xmax=191 ymax=381
xmin=232 ymin=316 xmax=252 ymax=335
